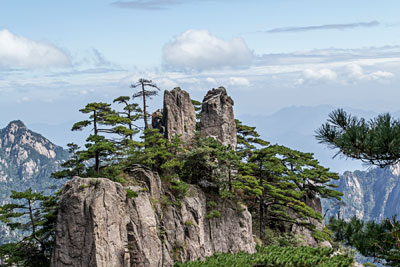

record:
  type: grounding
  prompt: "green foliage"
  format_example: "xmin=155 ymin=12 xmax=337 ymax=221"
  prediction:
xmin=131 ymin=78 xmax=160 ymax=129
xmin=169 ymin=179 xmax=188 ymax=200
xmin=328 ymin=216 xmax=400 ymax=266
xmin=236 ymin=138 xmax=340 ymax=241
xmin=191 ymin=99 xmax=202 ymax=131
xmin=51 ymin=143 xmax=85 ymax=179
xmin=126 ymin=188 xmax=139 ymax=199
xmin=174 ymin=245 xmax=354 ymax=267
xmin=127 ymin=129 xmax=184 ymax=176
xmin=316 ymin=108 xmax=400 ymax=167
xmin=0 ymin=189 xmax=57 ymax=266
xmin=206 ymin=210 xmax=221 ymax=220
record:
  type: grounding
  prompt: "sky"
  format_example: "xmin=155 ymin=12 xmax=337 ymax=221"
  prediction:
xmin=1 ymin=1 xmax=400 ymax=142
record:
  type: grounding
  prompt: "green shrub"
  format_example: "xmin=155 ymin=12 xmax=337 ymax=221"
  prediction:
xmin=174 ymin=245 xmax=354 ymax=267
xmin=206 ymin=210 xmax=221 ymax=220
xmin=169 ymin=179 xmax=188 ymax=200
xmin=126 ymin=188 xmax=138 ymax=199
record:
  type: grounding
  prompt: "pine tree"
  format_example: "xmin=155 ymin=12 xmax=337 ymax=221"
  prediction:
xmin=112 ymin=96 xmax=142 ymax=142
xmin=316 ymin=108 xmax=400 ymax=167
xmin=51 ymin=143 xmax=85 ymax=179
xmin=0 ymin=189 xmax=57 ymax=266
xmin=72 ymin=102 xmax=116 ymax=174
xmin=127 ymin=128 xmax=183 ymax=176
xmin=131 ymin=79 xmax=160 ymax=130
xmin=328 ymin=216 xmax=400 ymax=266
xmin=191 ymin=99 xmax=202 ymax=131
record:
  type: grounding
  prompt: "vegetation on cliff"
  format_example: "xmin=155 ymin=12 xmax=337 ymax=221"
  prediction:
xmin=0 ymin=84 xmax=345 ymax=266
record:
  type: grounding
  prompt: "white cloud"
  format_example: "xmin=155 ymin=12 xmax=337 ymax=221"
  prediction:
xmin=163 ymin=29 xmax=253 ymax=71
xmin=303 ymin=68 xmax=337 ymax=81
xmin=229 ymin=77 xmax=250 ymax=86
xmin=206 ymin=77 xmax=217 ymax=84
xmin=347 ymin=63 xmax=394 ymax=81
xmin=0 ymin=29 xmax=70 ymax=69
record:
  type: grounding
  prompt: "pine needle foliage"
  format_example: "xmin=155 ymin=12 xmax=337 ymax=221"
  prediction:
xmin=316 ymin=108 xmax=400 ymax=167
xmin=174 ymin=245 xmax=354 ymax=267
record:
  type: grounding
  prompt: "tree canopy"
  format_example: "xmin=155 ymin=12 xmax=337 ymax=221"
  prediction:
xmin=316 ymin=108 xmax=400 ymax=167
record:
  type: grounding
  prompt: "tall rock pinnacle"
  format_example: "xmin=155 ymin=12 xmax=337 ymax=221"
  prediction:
xmin=162 ymin=87 xmax=197 ymax=143
xmin=200 ymin=87 xmax=237 ymax=149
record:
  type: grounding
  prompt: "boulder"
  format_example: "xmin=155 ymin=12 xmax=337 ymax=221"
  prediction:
xmin=200 ymin=87 xmax=237 ymax=149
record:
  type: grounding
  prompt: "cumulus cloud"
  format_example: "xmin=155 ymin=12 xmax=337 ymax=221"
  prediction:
xmin=0 ymin=29 xmax=70 ymax=69
xmin=347 ymin=63 xmax=394 ymax=81
xmin=163 ymin=29 xmax=253 ymax=71
xmin=229 ymin=77 xmax=250 ymax=86
xmin=265 ymin=21 xmax=380 ymax=33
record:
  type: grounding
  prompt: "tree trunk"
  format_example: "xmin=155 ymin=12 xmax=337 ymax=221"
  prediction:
xmin=142 ymin=83 xmax=148 ymax=129
xmin=259 ymin=162 xmax=264 ymax=240
xmin=94 ymin=111 xmax=100 ymax=174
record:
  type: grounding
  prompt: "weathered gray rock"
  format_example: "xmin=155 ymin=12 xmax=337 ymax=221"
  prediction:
xmin=51 ymin=169 xmax=255 ymax=267
xmin=291 ymin=195 xmax=331 ymax=248
xmin=162 ymin=87 xmax=197 ymax=143
xmin=200 ymin=87 xmax=237 ymax=149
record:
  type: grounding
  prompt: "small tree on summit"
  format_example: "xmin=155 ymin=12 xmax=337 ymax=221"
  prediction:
xmin=131 ymin=79 xmax=160 ymax=130
xmin=72 ymin=102 xmax=116 ymax=174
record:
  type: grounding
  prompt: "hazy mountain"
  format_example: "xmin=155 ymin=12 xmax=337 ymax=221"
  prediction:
xmin=238 ymin=104 xmax=379 ymax=173
xmin=322 ymin=166 xmax=400 ymax=222
xmin=0 ymin=120 xmax=69 ymax=244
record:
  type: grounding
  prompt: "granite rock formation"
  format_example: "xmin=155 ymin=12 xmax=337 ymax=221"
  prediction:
xmin=51 ymin=168 xmax=255 ymax=267
xmin=322 ymin=165 xmax=400 ymax=221
xmin=291 ymin=195 xmax=331 ymax=248
xmin=155 ymin=87 xmax=197 ymax=143
xmin=0 ymin=120 xmax=68 ymax=244
xmin=200 ymin=87 xmax=237 ymax=149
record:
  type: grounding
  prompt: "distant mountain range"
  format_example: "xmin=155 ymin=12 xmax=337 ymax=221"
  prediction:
xmin=0 ymin=120 xmax=68 ymax=244
xmin=322 ymin=165 xmax=400 ymax=221
xmin=239 ymin=104 xmax=400 ymax=173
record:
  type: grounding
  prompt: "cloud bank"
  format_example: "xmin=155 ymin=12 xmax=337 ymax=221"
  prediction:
xmin=265 ymin=21 xmax=380 ymax=33
xmin=163 ymin=29 xmax=253 ymax=71
xmin=0 ymin=29 xmax=70 ymax=69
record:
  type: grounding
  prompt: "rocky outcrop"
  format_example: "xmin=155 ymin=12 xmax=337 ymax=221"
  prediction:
xmin=322 ymin=167 xmax=400 ymax=221
xmin=0 ymin=120 xmax=68 ymax=243
xmin=291 ymin=195 xmax=331 ymax=248
xmin=153 ymin=87 xmax=197 ymax=143
xmin=51 ymin=168 xmax=255 ymax=267
xmin=200 ymin=87 xmax=237 ymax=149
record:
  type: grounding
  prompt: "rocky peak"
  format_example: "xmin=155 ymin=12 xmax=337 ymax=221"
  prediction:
xmin=0 ymin=121 xmax=68 ymax=182
xmin=162 ymin=87 xmax=197 ymax=143
xmin=4 ymin=120 xmax=27 ymax=133
xmin=200 ymin=86 xmax=237 ymax=149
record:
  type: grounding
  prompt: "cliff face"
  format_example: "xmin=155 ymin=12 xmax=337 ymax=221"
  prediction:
xmin=162 ymin=87 xmax=197 ymax=143
xmin=51 ymin=87 xmax=332 ymax=266
xmin=51 ymin=168 xmax=255 ymax=267
xmin=200 ymin=87 xmax=237 ymax=149
xmin=322 ymin=166 xmax=400 ymax=221
xmin=0 ymin=120 xmax=68 ymax=244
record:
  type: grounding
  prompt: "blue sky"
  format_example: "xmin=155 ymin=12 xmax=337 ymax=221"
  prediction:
xmin=1 ymin=0 xmax=400 ymax=127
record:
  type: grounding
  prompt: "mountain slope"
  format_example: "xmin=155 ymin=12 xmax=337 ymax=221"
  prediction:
xmin=0 ymin=120 xmax=69 ymax=244
xmin=322 ymin=166 xmax=400 ymax=221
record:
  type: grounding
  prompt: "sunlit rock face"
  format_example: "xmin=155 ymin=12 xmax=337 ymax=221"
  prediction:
xmin=323 ymin=165 xmax=400 ymax=221
xmin=162 ymin=87 xmax=197 ymax=143
xmin=0 ymin=120 xmax=68 ymax=244
xmin=51 ymin=170 xmax=256 ymax=267
xmin=200 ymin=87 xmax=237 ymax=149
